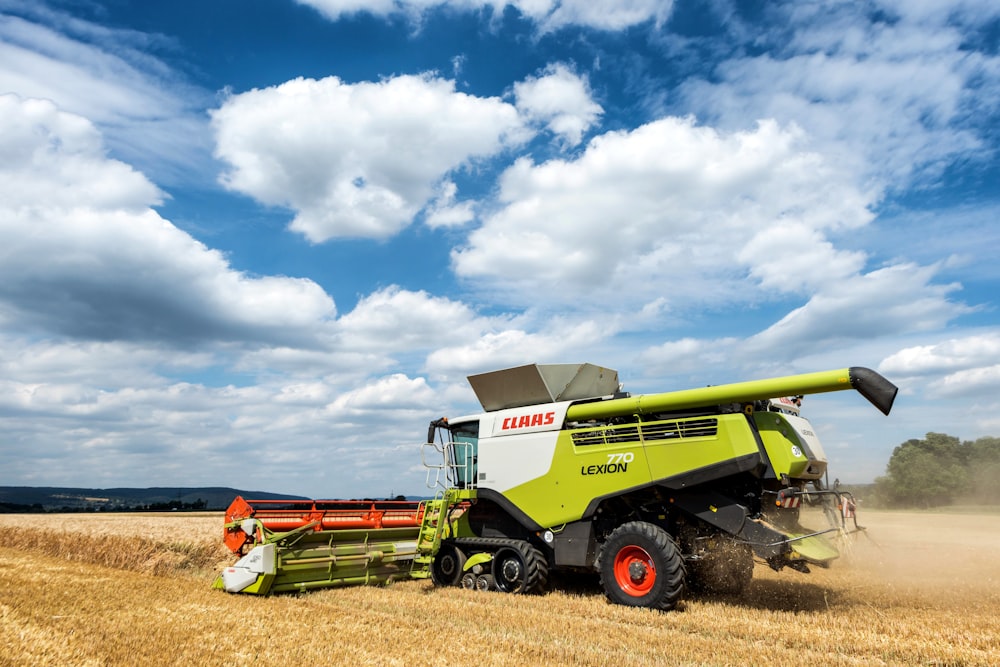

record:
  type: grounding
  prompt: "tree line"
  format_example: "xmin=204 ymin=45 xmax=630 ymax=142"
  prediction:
xmin=874 ymin=433 xmax=1000 ymax=507
xmin=0 ymin=498 xmax=208 ymax=514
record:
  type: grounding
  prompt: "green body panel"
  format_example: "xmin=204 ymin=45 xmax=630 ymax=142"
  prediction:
xmin=463 ymin=552 xmax=494 ymax=571
xmin=753 ymin=412 xmax=810 ymax=479
xmin=501 ymin=413 xmax=762 ymax=528
xmin=447 ymin=499 xmax=477 ymax=539
xmin=502 ymin=432 xmax=649 ymax=528
xmin=642 ymin=413 xmax=760 ymax=485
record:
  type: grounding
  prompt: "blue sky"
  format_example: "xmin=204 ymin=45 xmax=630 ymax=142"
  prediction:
xmin=1 ymin=0 xmax=999 ymax=498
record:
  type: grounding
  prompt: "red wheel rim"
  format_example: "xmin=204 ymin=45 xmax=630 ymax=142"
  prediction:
xmin=613 ymin=545 xmax=656 ymax=596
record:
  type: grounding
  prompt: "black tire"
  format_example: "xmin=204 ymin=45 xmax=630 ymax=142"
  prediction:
xmin=599 ymin=521 xmax=686 ymax=610
xmin=491 ymin=543 xmax=549 ymax=594
xmin=688 ymin=539 xmax=753 ymax=596
xmin=431 ymin=542 xmax=466 ymax=587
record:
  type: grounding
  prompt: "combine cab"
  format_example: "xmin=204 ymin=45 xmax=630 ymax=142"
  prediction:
xmin=216 ymin=364 xmax=896 ymax=610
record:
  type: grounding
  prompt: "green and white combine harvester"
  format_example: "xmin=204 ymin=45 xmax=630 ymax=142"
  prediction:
xmin=216 ymin=364 xmax=897 ymax=610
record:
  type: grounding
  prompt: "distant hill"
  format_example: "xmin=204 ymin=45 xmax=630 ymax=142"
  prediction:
xmin=0 ymin=486 xmax=309 ymax=512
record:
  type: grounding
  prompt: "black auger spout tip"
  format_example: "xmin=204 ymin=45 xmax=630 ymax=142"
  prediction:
xmin=848 ymin=367 xmax=898 ymax=416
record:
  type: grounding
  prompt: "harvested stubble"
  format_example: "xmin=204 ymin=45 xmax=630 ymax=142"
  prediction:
xmin=0 ymin=510 xmax=998 ymax=666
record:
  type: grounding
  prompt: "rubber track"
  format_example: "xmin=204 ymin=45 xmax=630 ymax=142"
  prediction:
xmin=451 ymin=537 xmax=549 ymax=594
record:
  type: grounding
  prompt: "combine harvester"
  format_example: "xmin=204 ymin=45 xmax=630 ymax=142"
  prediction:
xmin=216 ymin=364 xmax=896 ymax=610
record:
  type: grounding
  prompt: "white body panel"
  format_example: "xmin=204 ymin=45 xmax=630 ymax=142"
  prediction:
xmin=486 ymin=401 xmax=572 ymax=437
xmin=475 ymin=402 xmax=571 ymax=492
xmin=784 ymin=413 xmax=828 ymax=465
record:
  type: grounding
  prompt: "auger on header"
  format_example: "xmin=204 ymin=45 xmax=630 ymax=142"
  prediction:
xmin=216 ymin=363 xmax=897 ymax=611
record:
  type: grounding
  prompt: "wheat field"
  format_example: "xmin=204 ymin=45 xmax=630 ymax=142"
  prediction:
xmin=1 ymin=509 xmax=998 ymax=666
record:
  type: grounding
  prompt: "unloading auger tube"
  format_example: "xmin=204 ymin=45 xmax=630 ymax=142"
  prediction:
xmin=565 ymin=367 xmax=897 ymax=421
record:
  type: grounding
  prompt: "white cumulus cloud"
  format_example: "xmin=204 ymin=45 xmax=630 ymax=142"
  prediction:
xmin=514 ymin=62 xmax=603 ymax=146
xmin=453 ymin=116 xmax=875 ymax=309
xmin=676 ymin=1 xmax=998 ymax=188
xmin=0 ymin=94 xmax=336 ymax=348
xmin=336 ymin=286 xmax=488 ymax=353
xmin=295 ymin=0 xmax=672 ymax=31
xmin=212 ymin=74 xmax=526 ymax=242
xmin=880 ymin=333 xmax=1000 ymax=376
xmin=747 ymin=263 xmax=970 ymax=357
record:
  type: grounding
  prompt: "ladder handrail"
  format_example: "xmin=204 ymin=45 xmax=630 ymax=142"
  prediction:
xmin=420 ymin=440 xmax=476 ymax=491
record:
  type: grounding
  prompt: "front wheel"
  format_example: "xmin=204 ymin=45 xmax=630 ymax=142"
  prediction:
xmin=599 ymin=521 xmax=686 ymax=610
xmin=431 ymin=542 xmax=466 ymax=587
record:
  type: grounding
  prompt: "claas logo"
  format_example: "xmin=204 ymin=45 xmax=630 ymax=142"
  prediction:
xmin=500 ymin=411 xmax=556 ymax=430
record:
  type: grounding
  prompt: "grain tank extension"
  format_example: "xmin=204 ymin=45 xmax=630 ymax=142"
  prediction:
xmin=216 ymin=364 xmax=896 ymax=611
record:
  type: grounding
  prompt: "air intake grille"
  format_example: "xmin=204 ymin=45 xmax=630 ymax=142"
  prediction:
xmin=571 ymin=418 xmax=718 ymax=447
